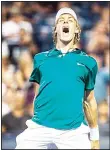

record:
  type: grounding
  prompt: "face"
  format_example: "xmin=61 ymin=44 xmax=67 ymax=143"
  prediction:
xmin=55 ymin=14 xmax=77 ymax=43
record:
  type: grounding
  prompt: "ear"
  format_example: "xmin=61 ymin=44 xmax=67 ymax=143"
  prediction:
xmin=75 ymin=22 xmax=80 ymax=33
xmin=75 ymin=28 xmax=79 ymax=33
xmin=54 ymin=26 xmax=57 ymax=33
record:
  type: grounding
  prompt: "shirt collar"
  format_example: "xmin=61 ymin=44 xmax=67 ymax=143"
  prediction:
xmin=53 ymin=47 xmax=81 ymax=54
xmin=47 ymin=47 xmax=81 ymax=57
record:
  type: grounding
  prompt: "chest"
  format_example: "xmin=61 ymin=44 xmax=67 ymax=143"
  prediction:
xmin=39 ymin=56 xmax=86 ymax=81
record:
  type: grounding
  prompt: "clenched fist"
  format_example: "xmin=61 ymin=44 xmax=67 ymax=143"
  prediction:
xmin=91 ymin=140 xmax=100 ymax=149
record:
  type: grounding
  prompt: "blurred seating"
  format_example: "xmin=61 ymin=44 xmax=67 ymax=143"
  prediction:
xmin=1 ymin=1 xmax=109 ymax=149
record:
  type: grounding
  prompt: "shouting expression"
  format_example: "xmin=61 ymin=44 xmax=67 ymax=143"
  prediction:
xmin=55 ymin=14 xmax=77 ymax=43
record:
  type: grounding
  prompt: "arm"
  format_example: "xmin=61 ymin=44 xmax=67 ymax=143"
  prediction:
xmin=84 ymin=90 xmax=100 ymax=149
xmin=84 ymin=90 xmax=98 ymax=128
xmin=33 ymin=82 xmax=40 ymax=96
xmin=32 ymin=82 xmax=40 ymax=104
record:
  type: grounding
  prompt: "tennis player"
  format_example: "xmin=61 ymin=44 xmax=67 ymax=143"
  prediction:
xmin=15 ymin=7 xmax=100 ymax=149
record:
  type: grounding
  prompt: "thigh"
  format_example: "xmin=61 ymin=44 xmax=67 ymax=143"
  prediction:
xmin=15 ymin=141 xmax=47 ymax=149
xmin=55 ymin=133 xmax=91 ymax=149
xmin=73 ymin=133 xmax=91 ymax=149
xmin=15 ymin=127 xmax=51 ymax=149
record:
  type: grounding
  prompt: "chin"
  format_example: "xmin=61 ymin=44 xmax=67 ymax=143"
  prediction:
xmin=61 ymin=37 xmax=72 ymax=43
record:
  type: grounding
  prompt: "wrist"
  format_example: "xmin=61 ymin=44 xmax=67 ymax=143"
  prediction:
xmin=90 ymin=125 xmax=99 ymax=141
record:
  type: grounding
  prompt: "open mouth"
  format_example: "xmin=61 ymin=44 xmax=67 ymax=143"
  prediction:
xmin=63 ymin=27 xmax=69 ymax=33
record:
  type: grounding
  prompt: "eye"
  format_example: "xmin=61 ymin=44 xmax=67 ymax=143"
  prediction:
xmin=68 ymin=19 xmax=73 ymax=22
xmin=59 ymin=19 xmax=64 ymax=22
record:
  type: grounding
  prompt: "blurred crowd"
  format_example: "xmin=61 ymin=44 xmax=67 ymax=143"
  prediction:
xmin=2 ymin=1 xmax=109 ymax=149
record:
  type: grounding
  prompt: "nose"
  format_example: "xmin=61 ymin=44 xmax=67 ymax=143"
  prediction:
xmin=64 ymin=21 xmax=68 ymax=24
xmin=63 ymin=20 xmax=69 ymax=25
xmin=63 ymin=18 xmax=69 ymax=24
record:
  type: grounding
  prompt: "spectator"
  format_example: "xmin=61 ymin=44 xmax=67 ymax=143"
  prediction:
xmin=90 ymin=2 xmax=103 ymax=23
xmin=90 ymin=50 xmax=109 ymax=124
xmin=32 ymin=2 xmax=55 ymax=52
xmin=14 ymin=51 xmax=33 ymax=89
xmin=24 ymin=85 xmax=35 ymax=117
xmin=2 ymin=8 xmax=33 ymax=65
xmin=89 ymin=51 xmax=109 ymax=104
xmin=19 ymin=28 xmax=33 ymax=51
xmin=85 ymin=21 xmax=109 ymax=55
xmin=2 ymin=90 xmax=30 ymax=133
xmin=28 ymin=42 xmax=39 ymax=57
xmin=2 ymin=37 xmax=16 ymax=89
xmin=2 ymin=83 xmax=11 ymax=117
xmin=57 ymin=2 xmax=72 ymax=10
xmin=2 ymin=5 xmax=9 ymax=22
xmin=101 ymin=7 xmax=109 ymax=23
xmin=2 ymin=11 xmax=21 ymax=64
xmin=98 ymin=100 xmax=109 ymax=124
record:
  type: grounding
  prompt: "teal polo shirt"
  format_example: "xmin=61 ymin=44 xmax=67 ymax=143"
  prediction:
xmin=29 ymin=48 xmax=98 ymax=130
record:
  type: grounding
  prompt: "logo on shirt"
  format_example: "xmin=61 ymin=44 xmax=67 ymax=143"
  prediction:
xmin=77 ymin=63 xmax=85 ymax=67
xmin=58 ymin=54 xmax=66 ymax=57
xmin=58 ymin=55 xmax=62 ymax=57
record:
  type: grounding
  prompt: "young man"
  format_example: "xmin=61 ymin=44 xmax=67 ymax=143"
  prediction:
xmin=16 ymin=8 xmax=100 ymax=149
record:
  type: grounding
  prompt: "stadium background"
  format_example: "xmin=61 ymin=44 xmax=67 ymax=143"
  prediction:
xmin=1 ymin=1 xmax=109 ymax=149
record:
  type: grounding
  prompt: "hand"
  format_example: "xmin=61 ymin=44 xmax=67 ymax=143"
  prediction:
xmin=91 ymin=140 xmax=100 ymax=149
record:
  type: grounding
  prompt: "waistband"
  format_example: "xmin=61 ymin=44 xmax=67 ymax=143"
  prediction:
xmin=26 ymin=119 xmax=90 ymax=134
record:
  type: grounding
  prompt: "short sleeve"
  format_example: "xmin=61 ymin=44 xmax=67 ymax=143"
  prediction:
xmin=85 ymin=63 xmax=98 ymax=90
xmin=29 ymin=56 xmax=40 ymax=84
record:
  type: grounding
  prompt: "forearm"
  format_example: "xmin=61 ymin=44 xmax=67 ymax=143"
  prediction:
xmin=83 ymin=98 xmax=98 ymax=128
xmin=83 ymin=97 xmax=100 ymax=143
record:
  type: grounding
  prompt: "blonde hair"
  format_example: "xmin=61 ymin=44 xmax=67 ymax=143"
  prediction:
xmin=53 ymin=21 xmax=81 ymax=46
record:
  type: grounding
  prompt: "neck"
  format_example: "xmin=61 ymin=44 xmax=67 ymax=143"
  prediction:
xmin=56 ymin=39 xmax=76 ymax=53
xmin=12 ymin=109 xmax=24 ymax=117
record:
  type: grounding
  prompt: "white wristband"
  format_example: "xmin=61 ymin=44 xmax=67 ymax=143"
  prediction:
xmin=90 ymin=126 xmax=99 ymax=140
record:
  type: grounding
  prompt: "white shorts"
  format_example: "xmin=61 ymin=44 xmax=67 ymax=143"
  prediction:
xmin=15 ymin=119 xmax=91 ymax=149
